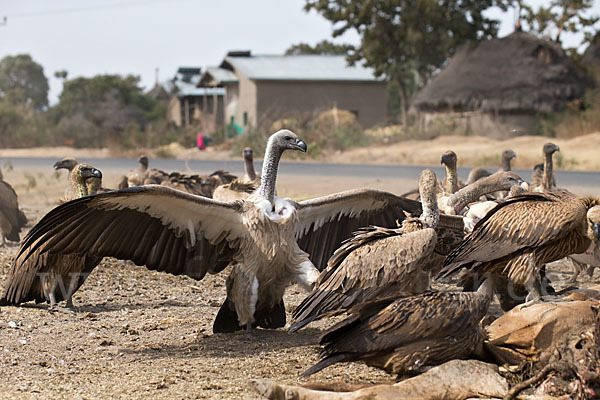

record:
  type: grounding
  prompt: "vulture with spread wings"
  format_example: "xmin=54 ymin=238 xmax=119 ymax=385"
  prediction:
xmin=11 ymin=130 xmax=421 ymax=333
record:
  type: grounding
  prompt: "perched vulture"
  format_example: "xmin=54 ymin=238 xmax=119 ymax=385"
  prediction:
xmin=465 ymin=149 xmax=516 ymax=185
xmin=289 ymin=168 xmax=441 ymax=332
xmin=212 ymin=148 xmax=260 ymax=202
xmin=242 ymin=147 xmax=259 ymax=184
xmin=12 ymin=130 xmax=420 ymax=333
xmin=0 ymin=163 xmax=103 ymax=307
xmin=438 ymin=192 xmax=600 ymax=302
xmin=532 ymin=143 xmax=559 ymax=192
xmin=440 ymin=150 xmax=463 ymax=195
xmin=127 ymin=155 xmax=169 ymax=186
xmin=54 ymin=157 xmax=81 ymax=201
xmin=301 ymin=278 xmax=493 ymax=377
xmin=0 ymin=169 xmax=27 ymax=245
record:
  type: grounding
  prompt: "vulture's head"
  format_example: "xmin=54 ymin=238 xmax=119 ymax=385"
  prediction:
xmin=54 ymin=157 xmax=78 ymax=171
xmin=587 ymin=205 xmax=600 ymax=240
xmin=138 ymin=155 xmax=149 ymax=168
xmin=269 ymin=129 xmax=307 ymax=154
xmin=243 ymin=147 xmax=253 ymax=160
xmin=493 ymin=171 xmax=526 ymax=191
xmin=543 ymin=143 xmax=560 ymax=156
xmin=74 ymin=163 xmax=102 ymax=182
xmin=440 ymin=150 xmax=457 ymax=168
xmin=502 ymin=149 xmax=516 ymax=161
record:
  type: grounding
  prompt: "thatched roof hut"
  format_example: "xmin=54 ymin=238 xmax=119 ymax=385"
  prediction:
xmin=413 ymin=32 xmax=587 ymax=114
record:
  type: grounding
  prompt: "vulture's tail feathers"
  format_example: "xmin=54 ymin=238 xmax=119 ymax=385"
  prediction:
xmin=254 ymin=299 xmax=286 ymax=330
xmin=213 ymin=297 xmax=243 ymax=333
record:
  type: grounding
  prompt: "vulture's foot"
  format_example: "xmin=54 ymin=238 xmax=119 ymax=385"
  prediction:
xmin=521 ymin=294 xmax=564 ymax=309
xmin=48 ymin=304 xmax=76 ymax=314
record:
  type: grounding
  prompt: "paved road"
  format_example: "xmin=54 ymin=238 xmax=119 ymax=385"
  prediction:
xmin=3 ymin=156 xmax=600 ymax=189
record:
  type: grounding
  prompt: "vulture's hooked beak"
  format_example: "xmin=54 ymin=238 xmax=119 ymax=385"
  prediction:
xmin=296 ymin=139 xmax=307 ymax=153
xmin=53 ymin=161 xmax=65 ymax=170
xmin=593 ymin=222 xmax=600 ymax=240
xmin=440 ymin=154 xmax=452 ymax=166
xmin=519 ymin=181 xmax=529 ymax=191
xmin=243 ymin=149 xmax=252 ymax=157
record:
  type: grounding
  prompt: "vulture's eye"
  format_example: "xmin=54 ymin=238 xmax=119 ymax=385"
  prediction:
xmin=284 ymin=136 xmax=292 ymax=141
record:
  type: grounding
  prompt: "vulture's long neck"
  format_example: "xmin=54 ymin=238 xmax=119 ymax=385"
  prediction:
xmin=444 ymin=164 xmax=459 ymax=194
xmin=244 ymin=154 xmax=257 ymax=181
xmin=420 ymin=176 xmax=439 ymax=229
xmin=501 ymin=156 xmax=511 ymax=172
xmin=258 ymin=140 xmax=282 ymax=208
xmin=73 ymin=177 xmax=90 ymax=198
xmin=542 ymin=152 xmax=554 ymax=190
xmin=448 ymin=175 xmax=504 ymax=212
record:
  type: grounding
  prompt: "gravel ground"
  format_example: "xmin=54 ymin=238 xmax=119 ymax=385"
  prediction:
xmin=0 ymin=168 xmax=598 ymax=399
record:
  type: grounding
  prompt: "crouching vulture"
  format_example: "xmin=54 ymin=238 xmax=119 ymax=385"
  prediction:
xmin=438 ymin=192 xmax=600 ymax=303
xmin=1 ymin=163 xmax=103 ymax=308
xmin=301 ymin=278 xmax=493 ymax=377
xmin=11 ymin=130 xmax=421 ymax=333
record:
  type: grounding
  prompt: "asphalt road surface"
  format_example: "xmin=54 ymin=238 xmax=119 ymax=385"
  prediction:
xmin=4 ymin=156 xmax=600 ymax=189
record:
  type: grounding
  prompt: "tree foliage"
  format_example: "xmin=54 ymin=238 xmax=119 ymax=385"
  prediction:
xmin=304 ymin=0 xmax=504 ymax=124
xmin=518 ymin=0 xmax=599 ymax=46
xmin=0 ymin=54 xmax=49 ymax=112
xmin=285 ymin=40 xmax=354 ymax=55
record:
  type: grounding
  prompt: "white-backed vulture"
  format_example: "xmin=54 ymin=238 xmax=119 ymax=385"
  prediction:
xmin=0 ymin=169 xmax=27 ymax=245
xmin=0 ymin=163 xmax=103 ymax=308
xmin=301 ymin=278 xmax=493 ymax=377
xmin=440 ymin=150 xmax=463 ymax=195
xmin=465 ymin=149 xmax=516 ymax=185
xmin=13 ymin=130 xmax=421 ymax=333
xmin=289 ymin=169 xmax=441 ymax=332
xmin=54 ymin=157 xmax=81 ymax=201
xmin=117 ymin=175 xmax=129 ymax=190
xmin=127 ymin=155 xmax=170 ymax=186
xmin=242 ymin=147 xmax=259 ymax=184
xmin=532 ymin=143 xmax=559 ymax=192
xmin=438 ymin=192 xmax=600 ymax=302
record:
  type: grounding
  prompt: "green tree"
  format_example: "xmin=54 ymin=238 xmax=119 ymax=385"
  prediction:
xmin=518 ymin=0 xmax=599 ymax=45
xmin=285 ymin=40 xmax=354 ymax=55
xmin=50 ymin=74 xmax=163 ymax=147
xmin=0 ymin=54 xmax=49 ymax=111
xmin=304 ymin=0 xmax=504 ymax=125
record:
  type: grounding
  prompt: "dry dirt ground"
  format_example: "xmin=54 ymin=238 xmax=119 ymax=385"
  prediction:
xmin=0 ymin=151 xmax=599 ymax=399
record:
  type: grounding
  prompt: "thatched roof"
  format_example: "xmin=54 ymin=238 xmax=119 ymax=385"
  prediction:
xmin=412 ymin=32 xmax=587 ymax=113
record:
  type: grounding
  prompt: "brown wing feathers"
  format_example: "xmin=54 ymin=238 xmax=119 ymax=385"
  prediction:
xmin=17 ymin=187 xmax=237 ymax=281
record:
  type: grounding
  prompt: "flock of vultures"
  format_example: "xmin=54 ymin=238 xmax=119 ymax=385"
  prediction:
xmin=0 ymin=129 xmax=599 ymax=398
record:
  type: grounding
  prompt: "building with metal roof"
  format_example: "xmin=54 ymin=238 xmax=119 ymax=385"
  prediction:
xmin=162 ymin=67 xmax=225 ymax=130
xmin=198 ymin=52 xmax=388 ymax=132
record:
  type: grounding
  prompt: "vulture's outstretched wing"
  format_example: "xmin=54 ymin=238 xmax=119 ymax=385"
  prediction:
xmin=293 ymin=189 xmax=422 ymax=271
xmin=438 ymin=193 xmax=587 ymax=280
xmin=16 ymin=185 xmax=246 ymax=280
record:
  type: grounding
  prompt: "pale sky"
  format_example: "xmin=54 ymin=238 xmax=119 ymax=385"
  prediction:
xmin=1 ymin=0 xmax=598 ymax=104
